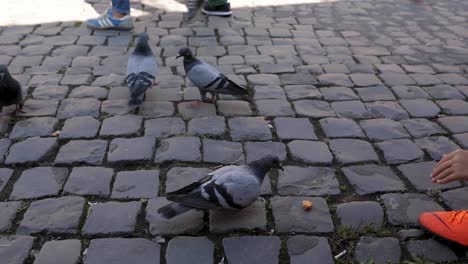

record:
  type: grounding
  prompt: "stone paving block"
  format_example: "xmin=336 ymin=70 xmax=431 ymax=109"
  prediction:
xmin=18 ymin=196 xmax=85 ymax=235
xmin=406 ymin=239 xmax=458 ymax=263
xmin=55 ymin=140 xmax=108 ymax=165
xmin=320 ymin=87 xmax=358 ymax=101
xmin=284 ymin=85 xmax=322 ymax=100
xmin=441 ymin=187 xmax=468 ymax=210
xmin=32 ymin=85 xmax=69 ymax=100
xmin=146 ymin=198 xmax=204 ymax=235
xmin=9 ymin=117 xmax=57 ymax=139
xmin=139 ymin=101 xmax=175 ymax=117
xmin=155 ymin=137 xmax=201 ymax=162
xmin=166 ymin=236 xmax=214 ymax=264
xmin=177 ymin=102 xmax=216 ymax=119
xmin=437 ymin=99 xmax=468 ymax=115
xmin=229 ymin=117 xmax=272 ymax=141
xmin=60 ymin=74 xmax=92 ymax=86
xmin=244 ymin=141 xmax=287 ymax=163
xmin=436 ymin=73 xmax=468 ymax=85
xmin=278 ymin=166 xmax=339 ymax=196
xmin=274 ymin=118 xmax=317 ymax=140
xmin=60 ymin=116 xmax=100 ymax=139
xmin=29 ymin=74 xmax=62 ymax=86
xmin=295 ymin=100 xmax=335 ymax=118
xmin=0 ymin=236 xmax=34 ymax=264
xmin=84 ymin=238 xmax=160 ymax=264
xmin=356 ymin=86 xmax=396 ymax=101
xmin=391 ymin=86 xmax=430 ymax=99
xmin=0 ymin=202 xmax=21 ymax=232
xmin=271 ymin=196 xmax=334 ymax=233
xmin=108 ymin=137 xmax=155 ymax=163
xmin=254 ymin=86 xmax=287 ymax=100
xmin=319 ymin=118 xmax=365 ymax=138
xmin=349 ymin=73 xmax=383 ymax=86
xmin=34 ymin=239 xmax=81 ymax=264
xmin=63 ymin=167 xmax=113 ymax=197
xmin=69 ymin=86 xmax=108 ymax=100
xmin=376 ymin=139 xmax=424 ymax=164
xmin=410 ymin=74 xmax=443 ymax=86
xmin=247 ymin=74 xmax=281 ymax=85
xmin=0 ymin=168 xmax=13 ymax=193
xmin=336 ymin=201 xmax=384 ymax=229
xmin=317 ymin=73 xmax=352 ymax=87
xmin=209 ymin=198 xmax=266 ymax=233
xmin=329 ymin=139 xmax=378 ymax=164
xmin=223 ymin=236 xmax=280 ymax=264
xmin=380 ymin=193 xmax=444 ymax=226
xmin=288 ymin=140 xmax=333 ymax=164
xmin=423 ymin=84 xmax=465 ymax=99
xmin=5 ymin=137 xmax=57 ymax=164
xmin=397 ymin=162 xmax=461 ymax=191
xmin=438 ymin=116 xmax=468 ymax=134
xmin=56 ymin=98 xmax=101 ymax=119
xmin=399 ymin=99 xmax=441 ymax=117
xmin=256 ymin=99 xmax=294 ymax=117
xmin=342 ymin=165 xmax=406 ymax=195
xmin=453 ymin=133 xmax=468 ymax=148
xmin=366 ymin=101 xmax=409 ymax=120
xmin=101 ymin=100 xmax=132 ymax=116
xmin=100 ymin=115 xmax=142 ymax=137
xmin=203 ymin=139 xmax=243 ymax=164
xmin=360 ymin=118 xmax=410 ymax=141
xmin=287 ymin=236 xmax=334 ymax=264
xmin=165 ymin=167 xmax=212 ymax=193
xmin=0 ymin=139 xmax=11 ymax=163
xmin=217 ymin=100 xmax=252 ymax=116
xmin=282 ymin=73 xmax=319 ymax=85
xmin=82 ymin=201 xmax=141 ymax=236
xmin=19 ymin=99 xmax=59 ymax=117
xmin=188 ymin=116 xmax=225 ymax=136
xmin=144 ymin=118 xmax=185 ymax=138
xmin=400 ymin=118 xmax=446 ymax=138
xmin=354 ymin=237 xmax=401 ymax=264
xmin=414 ymin=136 xmax=459 ymax=160
xmin=380 ymin=73 xmax=416 ymax=86
xmin=10 ymin=167 xmax=68 ymax=200
xmin=331 ymin=100 xmax=372 ymax=118
xmin=112 ymin=170 xmax=159 ymax=199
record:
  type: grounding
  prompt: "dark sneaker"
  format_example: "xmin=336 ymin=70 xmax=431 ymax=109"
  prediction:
xmin=201 ymin=3 xmax=232 ymax=17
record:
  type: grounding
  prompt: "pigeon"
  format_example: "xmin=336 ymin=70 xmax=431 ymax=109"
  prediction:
xmin=0 ymin=64 xmax=23 ymax=115
xmin=126 ymin=32 xmax=158 ymax=106
xmin=177 ymin=47 xmax=249 ymax=105
xmin=158 ymin=155 xmax=283 ymax=219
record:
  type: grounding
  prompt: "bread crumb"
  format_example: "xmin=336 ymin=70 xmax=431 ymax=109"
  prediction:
xmin=302 ymin=200 xmax=313 ymax=211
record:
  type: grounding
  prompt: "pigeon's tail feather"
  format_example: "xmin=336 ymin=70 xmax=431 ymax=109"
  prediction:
xmin=158 ymin=202 xmax=192 ymax=219
xmin=226 ymin=79 xmax=248 ymax=95
xmin=128 ymin=95 xmax=143 ymax=106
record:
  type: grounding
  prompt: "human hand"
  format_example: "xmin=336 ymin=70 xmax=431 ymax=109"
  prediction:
xmin=431 ymin=149 xmax=468 ymax=184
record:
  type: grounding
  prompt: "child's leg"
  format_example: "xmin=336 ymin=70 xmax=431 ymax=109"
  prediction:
xmin=111 ymin=0 xmax=131 ymax=16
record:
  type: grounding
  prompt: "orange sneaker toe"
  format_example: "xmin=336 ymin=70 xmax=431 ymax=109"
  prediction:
xmin=419 ymin=211 xmax=468 ymax=247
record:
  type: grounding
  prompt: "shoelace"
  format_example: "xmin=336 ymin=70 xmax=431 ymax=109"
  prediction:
xmin=449 ymin=210 xmax=468 ymax=224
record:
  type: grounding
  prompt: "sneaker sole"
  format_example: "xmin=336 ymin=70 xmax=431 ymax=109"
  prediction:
xmin=201 ymin=8 xmax=232 ymax=16
xmin=87 ymin=24 xmax=134 ymax=31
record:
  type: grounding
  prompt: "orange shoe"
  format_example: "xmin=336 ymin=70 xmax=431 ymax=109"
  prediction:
xmin=419 ymin=211 xmax=468 ymax=246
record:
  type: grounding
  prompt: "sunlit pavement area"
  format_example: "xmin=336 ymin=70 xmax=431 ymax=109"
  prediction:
xmin=0 ymin=0 xmax=468 ymax=263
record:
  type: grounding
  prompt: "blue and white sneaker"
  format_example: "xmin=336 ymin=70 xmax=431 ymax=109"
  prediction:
xmin=87 ymin=9 xmax=134 ymax=31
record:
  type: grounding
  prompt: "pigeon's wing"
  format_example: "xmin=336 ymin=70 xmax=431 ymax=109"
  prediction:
xmin=187 ymin=63 xmax=222 ymax=89
xmin=167 ymin=189 xmax=220 ymax=210
xmin=127 ymin=55 xmax=158 ymax=78
xmin=166 ymin=174 xmax=213 ymax=197
xmin=211 ymin=170 xmax=261 ymax=208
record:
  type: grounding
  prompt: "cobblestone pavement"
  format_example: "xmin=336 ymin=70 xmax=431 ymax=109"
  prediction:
xmin=1 ymin=0 xmax=468 ymax=263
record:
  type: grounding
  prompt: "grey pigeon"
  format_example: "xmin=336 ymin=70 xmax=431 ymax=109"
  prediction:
xmin=0 ymin=64 xmax=23 ymax=115
xmin=126 ymin=32 xmax=158 ymax=106
xmin=177 ymin=47 xmax=248 ymax=104
xmin=158 ymin=155 xmax=283 ymax=219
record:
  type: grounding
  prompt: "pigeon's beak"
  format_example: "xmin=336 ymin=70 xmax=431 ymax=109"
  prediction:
xmin=176 ymin=54 xmax=182 ymax=59
xmin=277 ymin=164 xmax=284 ymax=171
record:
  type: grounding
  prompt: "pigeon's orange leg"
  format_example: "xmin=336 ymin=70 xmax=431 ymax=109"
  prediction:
xmin=190 ymin=101 xmax=202 ymax=107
